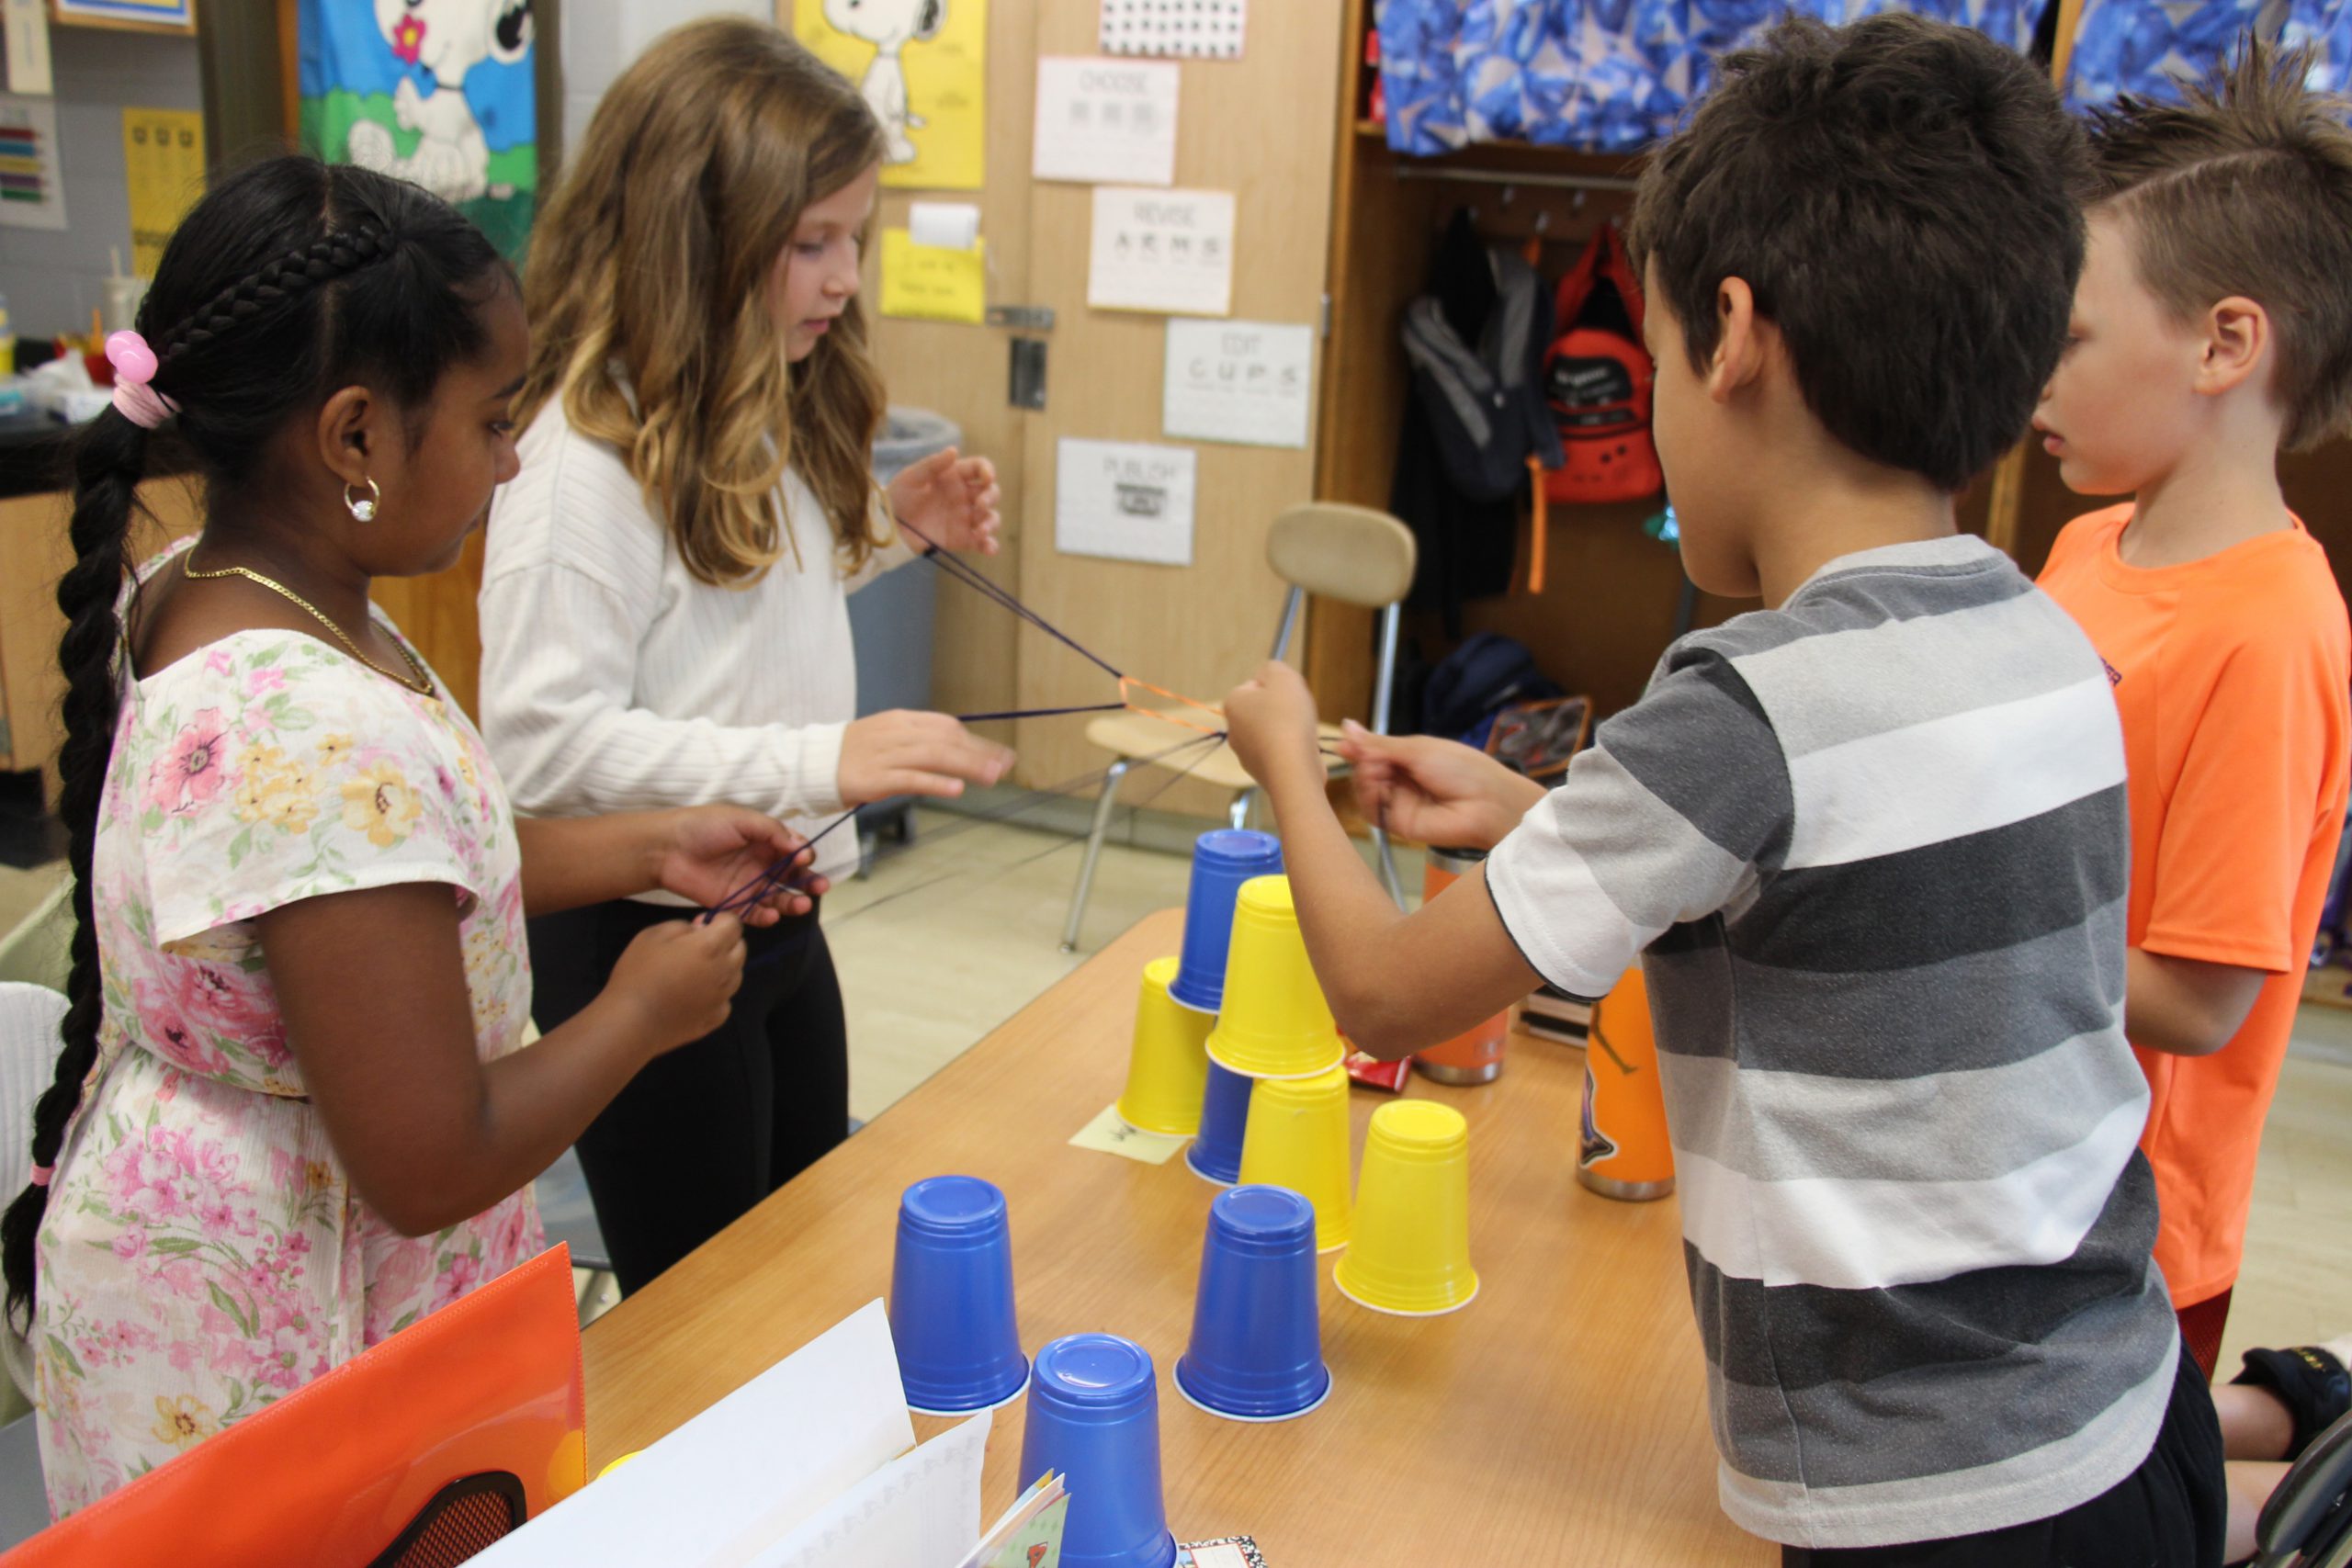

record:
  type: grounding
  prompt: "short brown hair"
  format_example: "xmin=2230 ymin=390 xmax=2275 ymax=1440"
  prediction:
xmin=1630 ymin=14 xmax=2090 ymax=491
xmin=2087 ymin=40 xmax=2352 ymax=451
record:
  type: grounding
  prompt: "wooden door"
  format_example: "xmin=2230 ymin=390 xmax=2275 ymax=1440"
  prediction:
xmin=835 ymin=2 xmax=1349 ymax=812
xmin=1010 ymin=1 xmax=1347 ymax=811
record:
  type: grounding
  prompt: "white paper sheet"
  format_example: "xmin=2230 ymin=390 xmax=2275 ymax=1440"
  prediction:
xmin=1163 ymin=320 xmax=1314 ymax=448
xmin=0 ymin=94 xmax=66 ymax=231
xmin=1057 ymin=438 xmax=1197 ymax=567
xmin=1034 ymin=56 xmax=1179 ymax=186
xmin=1089 ymin=187 xmax=1234 ymax=318
xmin=469 ymin=1300 xmax=916 ymax=1568
xmin=1101 ymin=0 xmax=1247 ymax=59
xmin=749 ymin=1410 xmax=990 ymax=1568
xmin=910 ymin=200 xmax=981 ymax=251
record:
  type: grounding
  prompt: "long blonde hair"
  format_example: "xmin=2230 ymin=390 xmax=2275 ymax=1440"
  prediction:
xmin=516 ymin=17 xmax=890 ymax=585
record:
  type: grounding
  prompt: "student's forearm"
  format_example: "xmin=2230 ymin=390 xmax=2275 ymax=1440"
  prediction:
xmin=2125 ymin=947 xmax=2267 ymax=1057
xmin=377 ymin=990 xmax=662 ymax=1236
xmin=514 ymin=812 xmax=672 ymax=917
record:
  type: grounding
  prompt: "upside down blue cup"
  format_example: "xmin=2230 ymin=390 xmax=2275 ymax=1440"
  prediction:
xmin=1169 ymin=829 xmax=1283 ymax=1014
xmin=1018 ymin=1334 xmax=1178 ymax=1568
xmin=888 ymin=1175 xmax=1030 ymax=1416
xmin=1174 ymin=1186 xmax=1333 ymax=1423
xmin=1185 ymin=1061 xmax=1252 ymax=1186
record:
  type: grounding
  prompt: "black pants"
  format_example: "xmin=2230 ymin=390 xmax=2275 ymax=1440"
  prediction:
xmin=526 ymin=897 xmax=848 ymax=1295
xmin=1782 ymin=1339 xmax=2226 ymax=1568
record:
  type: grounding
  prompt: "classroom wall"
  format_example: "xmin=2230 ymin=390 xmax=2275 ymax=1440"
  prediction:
xmin=0 ymin=26 xmax=202 ymax=341
xmin=558 ymin=0 xmax=770 ymax=158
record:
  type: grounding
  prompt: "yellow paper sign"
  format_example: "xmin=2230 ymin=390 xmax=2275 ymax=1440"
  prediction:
xmin=121 ymin=107 xmax=203 ymax=278
xmin=1067 ymin=1102 xmax=1190 ymax=1166
xmin=795 ymin=0 xmax=985 ymax=191
xmin=879 ymin=228 xmax=986 ymax=324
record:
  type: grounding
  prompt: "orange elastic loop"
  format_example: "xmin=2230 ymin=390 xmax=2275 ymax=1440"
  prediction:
xmin=1118 ymin=674 xmax=1226 ymax=720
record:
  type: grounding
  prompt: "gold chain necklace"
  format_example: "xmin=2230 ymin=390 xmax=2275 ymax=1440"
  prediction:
xmin=180 ymin=550 xmax=436 ymax=697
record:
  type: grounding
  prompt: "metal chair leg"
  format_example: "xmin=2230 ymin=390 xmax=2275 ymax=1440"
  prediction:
xmin=1061 ymin=759 xmax=1131 ymax=953
xmin=1374 ymin=823 xmax=1407 ymax=909
xmin=1230 ymin=788 xmax=1255 ymax=831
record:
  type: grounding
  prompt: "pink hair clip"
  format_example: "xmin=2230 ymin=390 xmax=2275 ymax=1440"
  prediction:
xmin=28 ymin=1165 xmax=52 ymax=1189
xmin=104 ymin=330 xmax=179 ymax=430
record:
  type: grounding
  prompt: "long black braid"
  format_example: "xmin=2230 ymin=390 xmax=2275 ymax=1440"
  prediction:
xmin=1 ymin=157 xmax=506 ymax=1330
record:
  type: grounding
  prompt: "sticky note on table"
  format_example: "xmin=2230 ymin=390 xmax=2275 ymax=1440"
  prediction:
xmin=881 ymin=229 xmax=987 ymax=324
xmin=1069 ymin=1103 xmax=1190 ymax=1165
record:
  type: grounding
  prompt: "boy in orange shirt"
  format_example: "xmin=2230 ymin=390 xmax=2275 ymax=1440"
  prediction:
xmin=2033 ymin=39 xmax=2352 ymax=1423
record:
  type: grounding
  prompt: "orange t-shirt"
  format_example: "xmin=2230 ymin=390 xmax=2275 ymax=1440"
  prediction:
xmin=2040 ymin=504 xmax=2351 ymax=1307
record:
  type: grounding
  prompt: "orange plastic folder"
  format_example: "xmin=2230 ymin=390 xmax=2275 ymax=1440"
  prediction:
xmin=4 ymin=1244 xmax=586 ymax=1566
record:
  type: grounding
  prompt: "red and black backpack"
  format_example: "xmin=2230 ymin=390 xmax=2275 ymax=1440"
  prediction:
xmin=1543 ymin=224 xmax=1662 ymax=505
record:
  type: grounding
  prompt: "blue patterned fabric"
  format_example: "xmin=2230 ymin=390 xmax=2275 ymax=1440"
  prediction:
xmin=1378 ymin=0 xmax=2049 ymax=153
xmin=2284 ymin=0 xmax=2352 ymax=95
xmin=2061 ymin=0 xmax=2266 ymax=107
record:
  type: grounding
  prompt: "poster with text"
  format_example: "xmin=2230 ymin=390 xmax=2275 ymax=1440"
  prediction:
xmin=797 ymin=0 xmax=985 ymax=191
xmin=1033 ymin=56 xmax=1177 ymax=186
xmin=1057 ymin=438 xmax=1197 ymax=567
xmin=1163 ymin=319 xmax=1312 ymax=447
xmin=1088 ymin=187 xmax=1234 ymax=317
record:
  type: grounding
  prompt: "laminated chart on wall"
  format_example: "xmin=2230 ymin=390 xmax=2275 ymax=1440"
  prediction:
xmin=121 ymin=107 xmax=203 ymax=277
xmin=1057 ymin=437 xmax=1198 ymax=567
xmin=1163 ymin=320 xmax=1313 ymax=448
xmin=0 ymin=93 xmax=64 ymax=231
xmin=1101 ymin=0 xmax=1247 ymax=58
xmin=1089 ymin=187 xmax=1235 ymax=317
xmin=796 ymin=0 xmax=985 ymax=190
xmin=1033 ymin=56 xmax=1179 ymax=186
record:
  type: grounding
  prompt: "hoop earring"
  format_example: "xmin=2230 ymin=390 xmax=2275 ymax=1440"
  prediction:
xmin=345 ymin=478 xmax=380 ymax=523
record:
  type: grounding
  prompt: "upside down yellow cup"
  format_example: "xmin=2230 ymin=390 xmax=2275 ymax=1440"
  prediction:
xmin=1204 ymin=877 xmax=1346 ymax=1081
xmin=1116 ymin=956 xmax=1215 ymax=1136
xmin=1237 ymin=1066 xmax=1353 ymax=1253
xmin=1333 ymin=1100 xmax=1479 ymax=1315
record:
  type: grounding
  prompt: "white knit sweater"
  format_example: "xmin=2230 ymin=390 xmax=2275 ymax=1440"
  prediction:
xmin=479 ymin=406 xmax=910 ymax=893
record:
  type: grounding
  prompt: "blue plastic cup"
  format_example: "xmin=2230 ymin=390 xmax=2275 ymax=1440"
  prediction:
xmin=1185 ymin=1061 xmax=1252 ymax=1186
xmin=888 ymin=1175 xmax=1029 ymax=1416
xmin=1169 ymin=829 xmax=1283 ymax=1014
xmin=1018 ymin=1334 xmax=1178 ymax=1568
xmin=1174 ymin=1186 xmax=1333 ymax=1423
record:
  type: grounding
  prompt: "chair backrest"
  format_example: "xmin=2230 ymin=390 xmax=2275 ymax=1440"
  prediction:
xmin=0 ymin=1246 xmax=585 ymax=1568
xmin=1265 ymin=503 xmax=1417 ymax=610
xmin=0 ymin=986 xmax=66 ymax=1201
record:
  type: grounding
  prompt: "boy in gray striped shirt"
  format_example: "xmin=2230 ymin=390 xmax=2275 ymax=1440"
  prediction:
xmin=1225 ymin=15 xmax=2222 ymax=1563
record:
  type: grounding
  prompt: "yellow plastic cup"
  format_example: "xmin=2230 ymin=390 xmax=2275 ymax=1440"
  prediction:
xmin=1204 ymin=876 xmax=1346 ymax=1080
xmin=1332 ymin=1100 xmax=1479 ymax=1316
xmin=1237 ymin=1066 xmax=1354 ymax=1253
xmin=1116 ymin=955 xmax=1215 ymax=1136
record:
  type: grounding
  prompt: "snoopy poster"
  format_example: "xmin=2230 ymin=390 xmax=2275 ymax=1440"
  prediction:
xmin=796 ymin=0 xmax=986 ymax=190
xmin=297 ymin=0 xmax=538 ymax=263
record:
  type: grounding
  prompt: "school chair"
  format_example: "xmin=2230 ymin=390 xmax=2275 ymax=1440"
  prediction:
xmin=0 ymin=1245 xmax=586 ymax=1568
xmin=1060 ymin=502 xmax=1418 ymax=953
xmin=2255 ymin=1408 xmax=2352 ymax=1568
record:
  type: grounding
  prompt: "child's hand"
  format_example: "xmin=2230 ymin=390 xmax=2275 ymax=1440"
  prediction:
xmin=654 ymin=806 xmax=827 ymax=921
xmin=1224 ymin=660 xmax=1324 ymax=789
xmin=607 ymin=913 xmax=748 ymax=1052
xmin=1334 ymin=720 xmax=1547 ymax=851
xmin=888 ymin=447 xmax=1001 ymax=555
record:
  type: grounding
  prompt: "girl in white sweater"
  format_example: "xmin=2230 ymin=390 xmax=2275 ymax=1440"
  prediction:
xmin=480 ymin=18 xmax=1010 ymax=1292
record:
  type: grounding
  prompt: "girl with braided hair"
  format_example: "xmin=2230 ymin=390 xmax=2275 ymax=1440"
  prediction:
xmin=3 ymin=154 xmax=821 ymax=1515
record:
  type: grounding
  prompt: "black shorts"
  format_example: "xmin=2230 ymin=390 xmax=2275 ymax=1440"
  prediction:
xmin=1781 ymin=1340 xmax=2226 ymax=1568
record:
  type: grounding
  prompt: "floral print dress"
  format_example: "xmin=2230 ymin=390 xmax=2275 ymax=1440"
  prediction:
xmin=33 ymin=539 xmax=542 ymax=1515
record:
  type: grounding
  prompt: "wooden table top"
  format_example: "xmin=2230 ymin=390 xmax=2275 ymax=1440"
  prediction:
xmin=581 ymin=908 xmax=1767 ymax=1564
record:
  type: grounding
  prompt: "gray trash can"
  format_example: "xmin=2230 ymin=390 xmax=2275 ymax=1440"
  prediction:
xmin=848 ymin=408 xmax=962 ymax=857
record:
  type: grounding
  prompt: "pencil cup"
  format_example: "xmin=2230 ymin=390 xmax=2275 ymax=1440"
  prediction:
xmin=887 ymin=1175 xmax=1030 ymax=1416
xmin=1018 ymin=1334 xmax=1178 ymax=1568
xmin=1333 ymin=1100 xmax=1480 ymax=1316
xmin=1186 ymin=1062 xmax=1252 ymax=1186
xmin=1174 ymin=1185 xmax=1334 ymax=1423
xmin=1169 ymin=829 xmax=1284 ymax=1014
xmin=1204 ymin=877 xmax=1347 ymax=1080
xmin=1116 ymin=956 xmax=1214 ymax=1136
xmin=1236 ymin=1066 xmax=1353 ymax=1253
